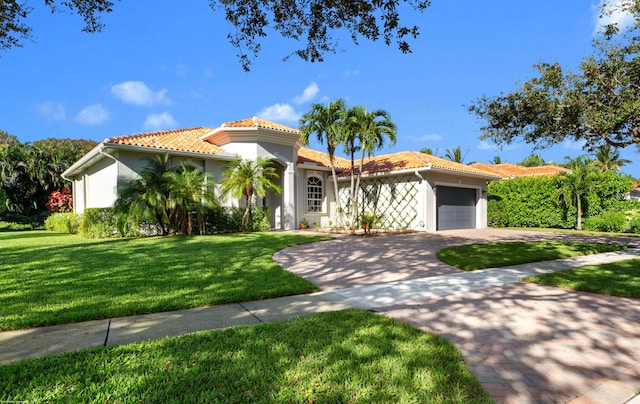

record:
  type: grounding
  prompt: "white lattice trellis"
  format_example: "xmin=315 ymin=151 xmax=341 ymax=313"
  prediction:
xmin=337 ymin=176 xmax=419 ymax=229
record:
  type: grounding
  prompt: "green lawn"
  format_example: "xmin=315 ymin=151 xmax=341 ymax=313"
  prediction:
xmin=0 ymin=309 xmax=492 ymax=403
xmin=523 ymin=259 xmax=640 ymax=298
xmin=437 ymin=241 xmax=626 ymax=271
xmin=0 ymin=231 xmax=327 ymax=331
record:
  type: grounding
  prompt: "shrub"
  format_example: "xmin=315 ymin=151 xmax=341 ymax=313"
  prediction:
xmin=202 ymin=206 xmax=271 ymax=233
xmin=628 ymin=218 xmax=640 ymax=234
xmin=45 ymin=187 xmax=73 ymax=213
xmin=82 ymin=208 xmax=118 ymax=238
xmin=45 ymin=212 xmax=81 ymax=233
xmin=1 ymin=212 xmax=48 ymax=229
xmin=250 ymin=207 xmax=272 ymax=232
xmin=582 ymin=211 xmax=627 ymax=233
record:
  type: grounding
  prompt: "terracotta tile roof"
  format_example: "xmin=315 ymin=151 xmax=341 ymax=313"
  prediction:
xmin=106 ymin=127 xmax=225 ymax=155
xmin=470 ymin=163 xmax=569 ymax=178
xmin=338 ymin=151 xmax=500 ymax=177
xmin=297 ymin=147 xmax=351 ymax=169
xmin=221 ymin=117 xmax=299 ymax=134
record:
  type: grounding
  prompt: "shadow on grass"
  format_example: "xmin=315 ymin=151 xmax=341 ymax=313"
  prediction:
xmin=0 ymin=310 xmax=492 ymax=403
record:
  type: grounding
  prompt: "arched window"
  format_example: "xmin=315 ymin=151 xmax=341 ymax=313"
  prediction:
xmin=307 ymin=176 xmax=323 ymax=212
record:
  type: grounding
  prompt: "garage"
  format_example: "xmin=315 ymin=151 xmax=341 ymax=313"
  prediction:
xmin=436 ymin=186 xmax=477 ymax=230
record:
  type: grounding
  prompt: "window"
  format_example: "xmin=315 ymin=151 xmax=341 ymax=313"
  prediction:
xmin=307 ymin=176 xmax=323 ymax=212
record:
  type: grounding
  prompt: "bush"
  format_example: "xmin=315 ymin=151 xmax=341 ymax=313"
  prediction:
xmin=628 ymin=218 xmax=640 ymax=234
xmin=82 ymin=208 xmax=118 ymax=238
xmin=45 ymin=188 xmax=73 ymax=213
xmin=582 ymin=211 xmax=627 ymax=233
xmin=487 ymin=177 xmax=571 ymax=228
xmin=45 ymin=212 xmax=81 ymax=233
xmin=202 ymin=206 xmax=271 ymax=233
xmin=1 ymin=212 xmax=48 ymax=229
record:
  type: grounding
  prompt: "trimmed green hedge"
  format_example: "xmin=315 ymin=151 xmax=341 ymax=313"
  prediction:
xmin=487 ymin=171 xmax=637 ymax=230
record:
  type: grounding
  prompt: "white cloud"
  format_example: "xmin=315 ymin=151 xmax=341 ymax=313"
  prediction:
xmin=143 ymin=112 xmax=178 ymax=130
xmin=292 ymin=82 xmax=319 ymax=105
xmin=257 ymin=103 xmax=300 ymax=123
xmin=111 ymin=81 xmax=172 ymax=106
xmin=75 ymin=104 xmax=110 ymax=126
xmin=343 ymin=69 xmax=360 ymax=77
xmin=594 ymin=0 xmax=635 ymax=34
xmin=409 ymin=133 xmax=444 ymax=142
xmin=35 ymin=101 xmax=66 ymax=121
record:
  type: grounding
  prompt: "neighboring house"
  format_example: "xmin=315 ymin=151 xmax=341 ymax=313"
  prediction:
xmin=629 ymin=183 xmax=640 ymax=201
xmin=62 ymin=117 xmax=500 ymax=231
xmin=470 ymin=162 xmax=570 ymax=179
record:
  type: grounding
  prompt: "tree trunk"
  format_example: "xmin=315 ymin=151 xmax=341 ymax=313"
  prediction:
xmin=576 ymin=195 xmax=583 ymax=230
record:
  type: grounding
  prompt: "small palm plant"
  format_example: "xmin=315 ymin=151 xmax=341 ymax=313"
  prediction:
xmin=220 ymin=156 xmax=281 ymax=232
xmin=164 ymin=162 xmax=218 ymax=235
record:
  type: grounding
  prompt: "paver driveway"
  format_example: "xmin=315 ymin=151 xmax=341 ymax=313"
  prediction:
xmin=274 ymin=228 xmax=640 ymax=404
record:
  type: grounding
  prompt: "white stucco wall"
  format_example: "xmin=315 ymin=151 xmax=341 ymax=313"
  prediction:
xmin=84 ymin=156 xmax=118 ymax=210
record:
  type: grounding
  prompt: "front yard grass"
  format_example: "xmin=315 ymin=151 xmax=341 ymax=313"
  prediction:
xmin=523 ymin=259 xmax=640 ymax=298
xmin=0 ymin=309 xmax=492 ymax=403
xmin=0 ymin=231 xmax=327 ymax=331
xmin=437 ymin=241 xmax=626 ymax=271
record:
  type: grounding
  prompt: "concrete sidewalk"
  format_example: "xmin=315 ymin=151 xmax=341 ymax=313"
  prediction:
xmin=2 ymin=246 xmax=640 ymax=403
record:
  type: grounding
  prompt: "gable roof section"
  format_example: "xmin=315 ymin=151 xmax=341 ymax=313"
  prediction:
xmin=339 ymin=151 xmax=500 ymax=178
xmin=106 ymin=126 xmax=225 ymax=155
xmin=297 ymin=147 xmax=351 ymax=169
xmin=470 ymin=162 xmax=569 ymax=178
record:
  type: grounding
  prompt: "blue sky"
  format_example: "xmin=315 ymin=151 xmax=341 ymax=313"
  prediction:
xmin=1 ymin=0 xmax=638 ymax=177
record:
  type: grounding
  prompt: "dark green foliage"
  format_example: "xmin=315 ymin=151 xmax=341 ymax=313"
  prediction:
xmin=582 ymin=211 xmax=627 ymax=233
xmin=487 ymin=176 xmax=570 ymax=228
xmin=81 ymin=208 xmax=118 ymax=238
xmin=0 ymin=135 xmax=97 ymax=215
xmin=0 ymin=212 xmax=47 ymax=229
xmin=487 ymin=171 xmax=635 ymax=231
xmin=629 ymin=218 xmax=640 ymax=234
xmin=44 ymin=212 xmax=81 ymax=234
xmin=81 ymin=206 xmax=272 ymax=238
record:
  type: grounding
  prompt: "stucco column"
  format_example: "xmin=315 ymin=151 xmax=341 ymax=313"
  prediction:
xmin=283 ymin=162 xmax=296 ymax=230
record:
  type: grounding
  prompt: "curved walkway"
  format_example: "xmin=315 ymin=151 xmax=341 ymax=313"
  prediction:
xmin=275 ymin=229 xmax=640 ymax=403
xmin=2 ymin=229 xmax=639 ymax=403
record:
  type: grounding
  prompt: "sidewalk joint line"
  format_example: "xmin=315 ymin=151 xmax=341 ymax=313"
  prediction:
xmin=103 ymin=318 xmax=111 ymax=346
xmin=238 ymin=303 xmax=263 ymax=323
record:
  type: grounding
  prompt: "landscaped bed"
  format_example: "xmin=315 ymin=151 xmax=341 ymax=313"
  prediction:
xmin=0 ymin=309 xmax=492 ymax=403
xmin=436 ymin=241 xmax=626 ymax=271
xmin=0 ymin=231 xmax=327 ymax=331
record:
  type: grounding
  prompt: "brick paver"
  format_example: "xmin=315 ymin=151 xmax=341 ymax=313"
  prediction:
xmin=276 ymin=229 xmax=640 ymax=403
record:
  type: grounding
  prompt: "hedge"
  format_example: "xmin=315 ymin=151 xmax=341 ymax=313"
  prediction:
xmin=78 ymin=206 xmax=272 ymax=238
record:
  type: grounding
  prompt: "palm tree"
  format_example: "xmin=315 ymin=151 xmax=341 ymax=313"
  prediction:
xmin=491 ymin=156 xmax=502 ymax=164
xmin=114 ymin=153 xmax=172 ymax=236
xmin=299 ymin=99 xmax=347 ymax=223
xmin=593 ymin=144 xmax=630 ymax=172
xmin=420 ymin=147 xmax=438 ymax=156
xmin=349 ymin=107 xmax=397 ymax=227
xmin=520 ymin=154 xmax=546 ymax=167
xmin=444 ymin=146 xmax=469 ymax=164
xmin=558 ymin=156 xmax=600 ymax=230
xmin=165 ymin=162 xmax=217 ymax=235
xmin=220 ymin=156 xmax=281 ymax=231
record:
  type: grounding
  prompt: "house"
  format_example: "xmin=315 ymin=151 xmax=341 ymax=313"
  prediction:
xmin=62 ymin=117 xmax=500 ymax=231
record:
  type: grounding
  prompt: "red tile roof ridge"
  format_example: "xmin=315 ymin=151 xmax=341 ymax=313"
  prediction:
xmin=106 ymin=126 xmax=214 ymax=143
xmin=220 ymin=117 xmax=299 ymax=134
